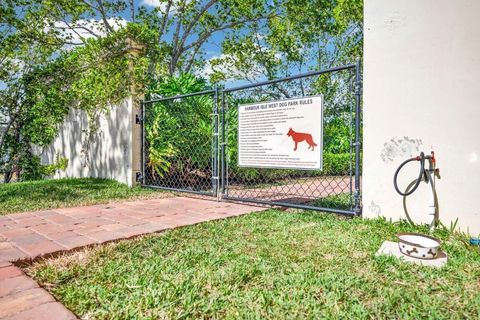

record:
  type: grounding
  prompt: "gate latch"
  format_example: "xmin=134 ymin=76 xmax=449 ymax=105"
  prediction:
xmin=135 ymin=114 xmax=143 ymax=124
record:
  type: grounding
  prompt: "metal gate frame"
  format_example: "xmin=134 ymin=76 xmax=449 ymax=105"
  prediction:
xmin=140 ymin=89 xmax=218 ymax=197
xmin=140 ymin=62 xmax=362 ymax=216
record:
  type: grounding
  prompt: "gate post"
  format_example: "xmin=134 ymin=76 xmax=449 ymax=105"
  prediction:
xmin=220 ymin=90 xmax=226 ymax=199
xmin=213 ymin=86 xmax=221 ymax=200
xmin=354 ymin=59 xmax=362 ymax=216
xmin=127 ymin=39 xmax=145 ymax=187
xmin=140 ymin=100 xmax=145 ymax=185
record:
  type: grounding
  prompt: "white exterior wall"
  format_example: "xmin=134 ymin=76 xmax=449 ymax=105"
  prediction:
xmin=39 ymin=98 xmax=137 ymax=186
xmin=363 ymin=0 xmax=480 ymax=234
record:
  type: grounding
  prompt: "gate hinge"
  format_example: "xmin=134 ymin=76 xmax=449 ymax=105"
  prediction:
xmin=351 ymin=142 xmax=361 ymax=147
xmin=135 ymin=172 xmax=143 ymax=182
xmin=135 ymin=114 xmax=143 ymax=124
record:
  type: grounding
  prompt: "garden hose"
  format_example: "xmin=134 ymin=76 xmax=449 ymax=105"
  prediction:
xmin=393 ymin=151 xmax=439 ymax=228
xmin=401 ymin=170 xmax=439 ymax=227
xmin=393 ymin=152 xmax=426 ymax=196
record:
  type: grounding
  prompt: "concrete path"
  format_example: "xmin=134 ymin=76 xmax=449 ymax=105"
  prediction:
xmin=0 ymin=196 xmax=261 ymax=319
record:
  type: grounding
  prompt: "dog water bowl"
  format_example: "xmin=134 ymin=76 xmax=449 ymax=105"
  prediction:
xmin=397 ymin=233 xmax=441 ymax=260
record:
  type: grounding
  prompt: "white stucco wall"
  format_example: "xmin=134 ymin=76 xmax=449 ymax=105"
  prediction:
xmin=39 ymin=98 xmax=136 ymax=186
xmin=363 ymin=0 xmax=480 ymax=234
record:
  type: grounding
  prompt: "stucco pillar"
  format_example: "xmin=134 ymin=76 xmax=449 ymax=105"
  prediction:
xmin=126 ymin=39 xmax=145 ymax=187
xmin=363 ymin=0 xmax=480 ymax=234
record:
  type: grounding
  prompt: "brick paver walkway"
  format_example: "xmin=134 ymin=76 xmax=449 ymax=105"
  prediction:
xmin=0 ymin=196 xmax=261 ymax=319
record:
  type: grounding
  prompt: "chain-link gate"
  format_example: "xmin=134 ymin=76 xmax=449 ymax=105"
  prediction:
xmin=140 ymin=89 xmax=219 ymax=196
xmin=140 ymin=62 xmax=362 ymax=216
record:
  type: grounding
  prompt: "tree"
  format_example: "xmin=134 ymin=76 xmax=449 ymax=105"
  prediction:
xmin=135 ymin=0 xmax=277 ymax=78
xmin=0 ymin=0 xmax=150 ymax=181
xmin=0 ymin=0 xmax=66 ymax=180
xmin=205 ymin=0 xmax=363 ymax=84
xmin=204 ymin=0 xmax=363 ymax=172
xmin=11 ymin=0 xmax=277 ymax=77
xmin=0 ymin=0 xmax=364 ymax=182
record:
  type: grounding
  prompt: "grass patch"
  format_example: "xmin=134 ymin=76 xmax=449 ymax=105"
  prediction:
xmin=311 ymin=192 xmax=352 ymax=210
xmin=0 ymin=178 xmax=167 ymax=215
xmin=27 ymin=210 xmax=480 ymax=319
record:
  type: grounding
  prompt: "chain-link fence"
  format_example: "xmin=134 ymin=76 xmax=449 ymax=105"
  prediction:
xmin=141 ymin=90 xmax=218 ymax=196
xmin=141 ymin=63 xmax=362 ymax=216
xmin=221 ymin=64 xmax=361 ymax=215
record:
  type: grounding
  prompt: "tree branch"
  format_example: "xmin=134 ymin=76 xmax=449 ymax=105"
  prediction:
xmin=182 ymin=15 xmax=272 ymax=53
xmin=158 ymin=0 xmax=173 ymax=40
xmin=130 ymin=0 xmax=135 ymax=22
xmin=177 ymin=0 xmax=218 ymax=51
xmin=183 ymin=42 xmax=203 ymax=74
xmin=93 ymin=0 xmax=113 ymax=33
xmin=170 ymin=1 xmax=188 ymax=74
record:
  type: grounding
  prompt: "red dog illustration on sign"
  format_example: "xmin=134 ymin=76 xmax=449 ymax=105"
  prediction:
xmin=287 ymin=128 xmax=318 ymax=151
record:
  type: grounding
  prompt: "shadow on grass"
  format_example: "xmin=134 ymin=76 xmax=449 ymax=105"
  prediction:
xmin=0 ymin=178 xmax=159 ymax=215
xmin=309 ymin=192 xmax=352 ymax=210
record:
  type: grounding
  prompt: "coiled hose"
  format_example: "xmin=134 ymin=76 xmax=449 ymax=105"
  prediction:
xmin=393 ymin=151 xmax=438 ymax=228
xmin=393 ymin=152 xmax=426 ymax=196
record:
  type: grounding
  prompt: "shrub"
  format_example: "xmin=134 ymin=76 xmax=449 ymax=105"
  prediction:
xmin=324 ymin=118 xmax=351 ymax=154
xmin=20 ymin=154 xmax=68 ymax=181
xmin=322 ymin=153 xmax=351 ymax=176
xmin=145 ymin=74 xmax=212 ymax=180
xmin=42 ymin=155 xmax=68 ymax=177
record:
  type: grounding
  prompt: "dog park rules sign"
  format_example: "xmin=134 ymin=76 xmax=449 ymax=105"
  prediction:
xmin=238 ymin=95 xmax=323 ymax=170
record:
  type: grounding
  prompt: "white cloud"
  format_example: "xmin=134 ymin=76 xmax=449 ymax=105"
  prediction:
xmin=140 ymin=0 xmax=192 ymax=15
xmin=141 ymin=0 xmax=165 ymax=8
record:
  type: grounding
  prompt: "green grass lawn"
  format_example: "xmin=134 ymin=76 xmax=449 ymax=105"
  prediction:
xmin=0 ymin=178 xmax=167 ymax=215
xmin=26 ymin=210 xmax=480 ymax=319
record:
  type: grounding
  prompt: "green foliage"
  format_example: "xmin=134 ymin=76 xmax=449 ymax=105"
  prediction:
xmin=42 ymin=154 xmax=69 ymax=177
xmin=62 ymin=24 xmax=152 ymax=114
xmin=208 ymin=0 xmax=363 ymax=84
xmin=1 ymin=20 xmax=151 ymax=182
xmin=324 ymin=118 xmax=351 ymax=154
xmin=137 ymin=0 xmax=275 ymax=76
xmin=16 ymin=153 xmax=68 ymax=182
xmin=17 ymin=156 xmax=45 ymax=182
xmin=20 ymin=64 xmax=72 ymax=147
xmin=145 ymin=74 xmax=213 ymax=178
xmin=322 ymin=153 xmax=351 ymax=176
